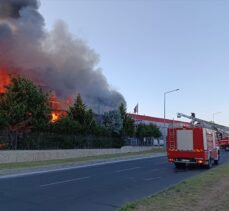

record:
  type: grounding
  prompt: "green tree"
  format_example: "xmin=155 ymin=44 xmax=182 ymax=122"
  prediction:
xmin=136 ymin=124 xmax=162 ymax=145
xmin=119 ymin=103 xmax=135 ymax=137
xmin=50 ymin=116 xmax=81 ymax=134
xmin=152 ymin=125 xmax=162 ymax=139
xmin=136 ymin=124 xmax=146 ymax=138
xmin=84 ymin=109 xmax=96 ymax=133
xmin=119 ymin=103 xmax=126 ymax=122
xmin=0 ymin=75 xmax=50 ymax=149
xmin=125 ymin=116 xmax=135 ymax=137
xmin=69 ymin=94 xmax=96 ymax=134
xmin=103 ymin=110 xmax=123 ymax=135
xmin=69 ymin=94 xmax=86 ymax=124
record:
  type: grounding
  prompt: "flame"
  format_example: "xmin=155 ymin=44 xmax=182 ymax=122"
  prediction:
xmin=0 ymin=68 xmax=11 ymax=93
xmin=50 ymin=110 xmax=67 ymax=123
xmin=51 ymin=112 xmax=59 ymax=123
xmin=49 ymin=95 xmax=69 ymax=123
xmin=0 ymin=69 xmax=71 ymax=123
xmin=49 ymin=95 xmax=61 ymax=110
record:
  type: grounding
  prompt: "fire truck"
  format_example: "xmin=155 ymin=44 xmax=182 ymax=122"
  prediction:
xmin=219 ymin=137 xmax=229 ymax=151
xmin=167 ymin=113 xmax=229 ymax=168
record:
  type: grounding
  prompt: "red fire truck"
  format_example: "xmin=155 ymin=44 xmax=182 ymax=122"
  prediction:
xmin=219 ymin=137 xmax=229 ymax=151
xmin=167 ymin=113 xmax=228 ymax=168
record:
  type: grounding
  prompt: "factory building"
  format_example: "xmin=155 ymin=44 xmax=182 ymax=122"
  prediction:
xmin=128 ymin=113 xmax=189 ymax=145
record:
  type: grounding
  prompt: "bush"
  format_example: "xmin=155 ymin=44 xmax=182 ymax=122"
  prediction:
xmin=17 ymin=132 xmax=125 ymax=149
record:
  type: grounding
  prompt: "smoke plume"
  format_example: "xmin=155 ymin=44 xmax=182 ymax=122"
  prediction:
xmin=0 ymin=0 xmax=125 ymax=112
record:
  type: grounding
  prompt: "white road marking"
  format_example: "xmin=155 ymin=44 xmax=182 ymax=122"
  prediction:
xmin=40 ymin=176 xmax=90 ymax=187
xmin=144 ymin=177 xmax=161 ymax=181
xmin=115 ymin=167 xmax=141 ymax=173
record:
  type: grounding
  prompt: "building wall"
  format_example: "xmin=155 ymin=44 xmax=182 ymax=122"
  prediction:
xmin=135 ymin=119 xmax=169 ymax=139
xmin=129 ymin=114 xmax=189 ymax=140
xmin=0 ymin=146 xmax=158 ymax=164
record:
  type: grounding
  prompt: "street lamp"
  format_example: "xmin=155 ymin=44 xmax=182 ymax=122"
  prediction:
xmin=213 ymin=112 xmax=221 ymax=123
xmin=164 ymin=88 xmax=180 ymax=143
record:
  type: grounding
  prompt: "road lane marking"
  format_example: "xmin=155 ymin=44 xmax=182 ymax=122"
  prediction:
xmin=144 ymin=177 xmax=161 ymax=181
xmin=40 ymin=176 xmax=90 ymax=187
xmin=115 ymin=167 xmax=141 ymax=173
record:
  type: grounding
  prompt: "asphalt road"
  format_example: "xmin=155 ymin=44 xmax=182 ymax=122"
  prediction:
xmin=1 ymin=151 xmax=229 ymax=211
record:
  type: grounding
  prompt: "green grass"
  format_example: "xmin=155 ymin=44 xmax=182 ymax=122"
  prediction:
xmin=0 ymin=148 xmax=165 ymax=171
xmin=120 ymin=162 xmax=229 ymax=211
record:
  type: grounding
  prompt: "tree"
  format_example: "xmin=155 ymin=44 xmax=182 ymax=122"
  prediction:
xmin=136 ymin=124 xmax=162 ymax=145
xmin=119 ymin=103 xmax=135 ymax=137
xmin=82 ymin=109 xmax=96 ymax=134
xmin=69 ymin=94 xmax=96 ymax=134
xmin=152 ymin=125 xmax=162 ymax=139
xmin=0 ymin=75 xmax=50 ymax=149
xmin=103 ymin=110 xmax=123 ymax=135
xmin=125 ymin=116 xmax=135 ymax=137
xmin=69 ymin=94 xmax=86 ymax=124
xmin=50 ymin=115 xmax=81 ymax=134
xmin=119 ymin=103 xmax=126 ymax=122
xmin=136 ymin=124 xmax=147 ymax=139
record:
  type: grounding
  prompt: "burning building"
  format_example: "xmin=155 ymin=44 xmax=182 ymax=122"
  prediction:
xmin=0 ymin=0 xmax=126 ymax=118
xmin=0 ymin=68 xmax=11 ymax=93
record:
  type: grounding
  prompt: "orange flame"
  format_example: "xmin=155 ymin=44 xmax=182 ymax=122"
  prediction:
xmin=50 ymin=110 xmax=67 ymax=123
xmin=0 ymin=69 xmax=71 ymax=123
xmin=49 ymin=95 xmax=69 ymax=123
xmin=51 ymin=112 xmax=60 ymax=123
xmin=0 ymin=68 xmax=11 ymax=93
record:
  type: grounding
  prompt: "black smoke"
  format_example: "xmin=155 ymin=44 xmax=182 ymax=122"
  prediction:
xmin=0 ymin=0 xmax=126 ymax=112
xmin=0 ymin=0 xmax=39 ymax=19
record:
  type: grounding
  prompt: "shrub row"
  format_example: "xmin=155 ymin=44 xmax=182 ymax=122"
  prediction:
xmin=16 ymin=133 xmax=125 ymax=149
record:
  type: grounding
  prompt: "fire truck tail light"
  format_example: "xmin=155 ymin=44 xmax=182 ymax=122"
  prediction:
xmin=197 ymin=160 xmax=203 ymax=164
xmin=169 ymin=158 xmax=174 ymax=162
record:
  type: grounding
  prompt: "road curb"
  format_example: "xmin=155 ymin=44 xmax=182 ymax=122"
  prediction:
xmin=0 ymin=153 xmax=166 ymax=179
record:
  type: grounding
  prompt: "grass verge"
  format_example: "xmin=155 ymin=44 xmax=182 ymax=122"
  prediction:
xmin=120 ymin=162 xmax=229 ymax=211
xmin=0 ymin=148 xmax=165 ymax=171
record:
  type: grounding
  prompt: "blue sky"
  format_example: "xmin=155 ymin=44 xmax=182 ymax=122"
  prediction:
xmin=39 ymin=0 xmax=229 ymax=125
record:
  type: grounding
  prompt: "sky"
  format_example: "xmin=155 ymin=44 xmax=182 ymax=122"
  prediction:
xmin=39 ymin=0 xmax=229 ymax=125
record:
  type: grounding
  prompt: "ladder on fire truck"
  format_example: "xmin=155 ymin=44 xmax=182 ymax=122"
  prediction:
xmin=177 ymin=112 xmax=229 ymax=137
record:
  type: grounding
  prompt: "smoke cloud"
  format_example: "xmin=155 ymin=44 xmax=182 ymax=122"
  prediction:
xmin=0 ymin=0 xmax=125 ymax=112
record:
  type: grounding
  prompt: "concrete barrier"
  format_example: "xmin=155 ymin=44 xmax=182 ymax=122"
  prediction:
xmin=0 ymin=146 xmax=157 ymax=164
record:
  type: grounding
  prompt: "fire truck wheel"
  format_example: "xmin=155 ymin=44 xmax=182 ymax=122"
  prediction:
xmin=214 ymin=159 xmax=219 ymax=165
xmin=174 ymin=163 xmax=185 ymax=169
xmin=206 ymin=158 xmax=212 ymax=169
xmin=214 ymin=151 xmax=220 ymax=165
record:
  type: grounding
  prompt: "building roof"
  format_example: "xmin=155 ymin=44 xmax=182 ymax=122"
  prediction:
xmin=128 ymin=113 xmax=189 ymax=125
